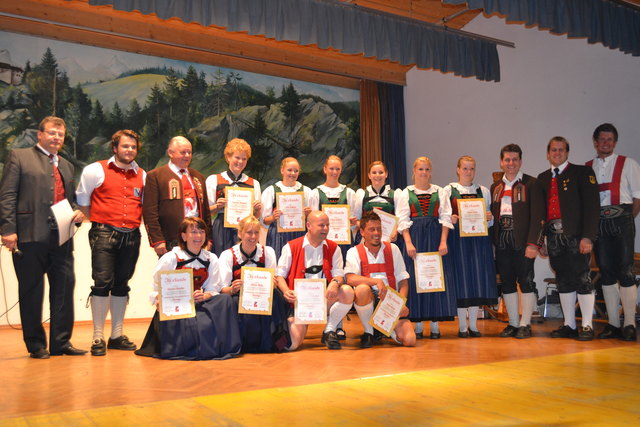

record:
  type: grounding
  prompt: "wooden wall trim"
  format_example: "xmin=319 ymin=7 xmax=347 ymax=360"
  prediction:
xmin=0 ymin=0 xmax=409 ymax=88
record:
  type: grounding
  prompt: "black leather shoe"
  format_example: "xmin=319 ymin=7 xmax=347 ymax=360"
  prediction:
xmin=321 ymin=331 xmax=341 ymax=350
xmin=108 ymin=335 xmax=137 ymax=351
xmin=597 ymin=324 xmax=622 ymax=339
xmin=30 ymin=348 xmax=50 ymax=359
xmin=551 ymin=325 xmax=578 ymax=338
xmin=52 ymin=345 xmax=88 ymax=356
xmin=415 ymin=331 xmax=424 ymax=339
xmin=577 ymin=326 xmax=594 ymax=341
xmin=469 ymin=330 xmax=482 ymax=338
xmin=336 ymin=328 xmax=347 ymax=341
xmin=91 ymin=339 xmax=107 ymax=356
xmin=360 ymin=333 xmax=374 ymax=349
xmin=515 ymin=325 xmax=532 ymax=339
xmin=430 ymin=332 xmax=441 ymax=339
xmin=621 ymin=325 xmax=637 ymax=342
xmin=458 ymin=331 xmax=469 ymax=338
xmin=499 ymin=325 xmax=518 ymax=337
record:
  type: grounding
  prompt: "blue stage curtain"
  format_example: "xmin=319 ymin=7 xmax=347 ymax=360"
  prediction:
xmin=89 ymin=0 xmax=501 ymax=81
xmin=378 ymin=83 xmax=407 ymax=190
xmin=445 ymin=0 xmax=640 ymax=56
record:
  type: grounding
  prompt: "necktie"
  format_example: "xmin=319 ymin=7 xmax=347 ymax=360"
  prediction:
xmin=180 ymin=169 xmax=198 ymax=216
xmin=49 ymin=154 xmax=65 ymax=203
xmin=553 ymin=167 xmax=560 ymax=178
xmin=180 ymin=169 xmax=192 ymax=190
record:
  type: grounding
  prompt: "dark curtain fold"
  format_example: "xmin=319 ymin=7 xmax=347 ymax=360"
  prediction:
xmin=445 ymin=0 xmax=640 ymax=56
xmin=89 ymin=0 xmax=501 ymax=81
xmin=359 ymin=80 xmax=381 ymax=188
xmin=377 ymin=83 xmax=407 ymax=190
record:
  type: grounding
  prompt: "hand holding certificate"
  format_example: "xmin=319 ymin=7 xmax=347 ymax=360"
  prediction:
xmin=369 ymin=287 xmax=407 ymax=336
xmin=238 ymin=267 xmax=275 ymax=315
xmin=294 ymin=279 xmax=327 ymax=324
xmin=457 ymin=198 xmax=488 ymax=237
xmin=372 ymin=208 xmax=399 ymax=242
xmin=322 ymin=204 xmax=351 ymax=244
xmin=276 ymin=192 xmax=305 ymax=232
xmin=158 ymin=269 xmax=195 ymax=321
xmin=50 ymin=199 xmax=77 ymax=245
xmin=369 ymin=286 xmax=406 ymax=336
xmin=414 ymin=252 xmax=446 ymax=293
xmin=224 ymin=187 xmax=254 ymax=228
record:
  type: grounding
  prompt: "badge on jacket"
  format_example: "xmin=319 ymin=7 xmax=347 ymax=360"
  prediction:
xmin=169 ymin=179 xmax=180 ymax=199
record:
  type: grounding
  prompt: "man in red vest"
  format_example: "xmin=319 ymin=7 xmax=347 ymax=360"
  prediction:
xmin=538 ymin=137 xmax=600 ymax=341
xmin=344 ymin=211 xmax=415 ymax=348
xmin=77 ymin=130 xmax=146 ymax=356
xmin=587 ymin=123 xmax=640 ymax=341
xmin=275 ymin=210 xmax=353 ymax=350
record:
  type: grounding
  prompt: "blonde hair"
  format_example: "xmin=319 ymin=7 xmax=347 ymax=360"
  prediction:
xmin=224 ymin=138 xmax=252 ymax=160
xmin=323 ymin=155 xmax=342 ymax=168
xmin=238 ymin=215 xmax=261 ymax=235
xmin=280 ymin=157 xmax=300 ymax=171
xmin=457 ymin=155 xmax=475 ymax=168
xmin=411 ymin=156 xmax=432 ymax=183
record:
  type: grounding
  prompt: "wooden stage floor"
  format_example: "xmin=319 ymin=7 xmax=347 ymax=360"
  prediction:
xmin=1 ymin=317 xmax=639 ymax=426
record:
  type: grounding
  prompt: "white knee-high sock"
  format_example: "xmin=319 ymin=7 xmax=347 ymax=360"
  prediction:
xmin=577 ymin=292 xmax=595 ymax=328
xmin=560 ymin=292 xmax=577 ymax=329
xmin=325 ymin=302 xmax=352 ymax=333
xmin=520 ymin=293 xmax=535 ymax=327
xmin=91 ymin=295 xmax=110 ymax=341
xmin=468 ymin=306 xmax=479 ymax=331
xmin=110 ymin=296 xmax=128 ymax=339
xmin=414 ymin=321 xmax=424 ymax=334
xmin=620 ymin=286 xmax=638 ymax=327
xmin=430 ymin=321 xmax=440 ymax=334
xmin=457 ymin=308 xmax=468 ymax=332
xmin=503 ymin=292 xmax=520 ymax=327
xmin=601 ymin=284 xmax=621 ymax=327
xmin=354 ymin=302 xmax=374 ymax=334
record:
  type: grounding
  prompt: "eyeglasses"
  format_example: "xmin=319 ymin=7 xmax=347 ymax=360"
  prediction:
xmin=187 ymin=229 xmax=206 ymax=235
xmin=44 ymin=130 xmax=65 ymax=138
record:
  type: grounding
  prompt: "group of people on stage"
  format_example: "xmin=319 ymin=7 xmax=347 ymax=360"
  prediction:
xmin=0 ymin=116 xmax=637 ymax=360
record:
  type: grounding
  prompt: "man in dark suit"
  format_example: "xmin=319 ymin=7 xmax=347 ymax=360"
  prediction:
xmin=0 ymin=116 xmax=87 ymax=358
xmin=142 ymin=136 xmax=210 ymax=257
xmin=538 ymin=136 xmax=600 ymax=341
xmin=490 ymin=144 xmax=545 ymax=339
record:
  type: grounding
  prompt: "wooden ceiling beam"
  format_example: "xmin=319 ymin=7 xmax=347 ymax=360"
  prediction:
xmin=0 ymin=15 xmax=363 ymax=89
xmin=0 ymin=0 xmax=410 ymax=87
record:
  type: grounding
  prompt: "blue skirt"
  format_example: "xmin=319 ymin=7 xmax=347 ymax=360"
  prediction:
xmin=232 ymin=288 xmax=291 ymax=353
xmin=403 ymin=216 xmax=457 ymax=321
xmin=135 ymin=294 xmax=242 ymax=360
xmin=211 ymin=215 xmax=239 ymax=257
xmin=266 ymin=222 xmax=306 ymax=261
xmin=447 ymin=224 xmax=498 ymax=308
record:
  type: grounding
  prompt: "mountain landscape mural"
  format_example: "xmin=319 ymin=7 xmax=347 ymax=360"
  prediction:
xmin=0 ymin=31 xmax=360 ymax=189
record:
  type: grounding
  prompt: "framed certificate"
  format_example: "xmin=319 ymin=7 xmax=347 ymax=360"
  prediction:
xmin=294 ymin=278 xmax=327 ymax=325
xmin=158 ymin=269 xmax=195 ymax=321
xmin=414 ymin=252 xmax=446 ymax=293
xmin=372 ymin=208 xmax=399 ymax=242
xmin=457 ymin=198 xmax=488 ymax=237
xmin=224 ymin=186 xmax=254 ymax=229
xmin=276 ymin=191 xmax=306 ymax=232
xmin=369 ymin=286 xmax=406 ymax=337
xmin=238 ymin=267 xmax=275 ymax=315
xmin=322 ymin=204 xmax=351 ymax=244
